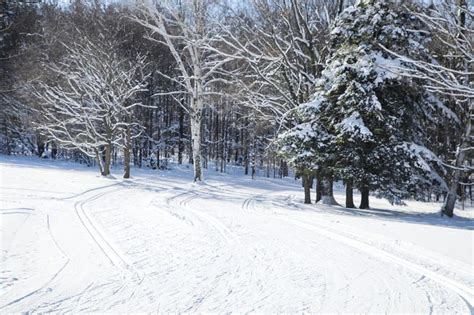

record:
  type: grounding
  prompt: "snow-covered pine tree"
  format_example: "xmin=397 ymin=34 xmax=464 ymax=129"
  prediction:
xmin=278 ymin=118 xmax=333 ymax=204
xmin=279 ymin=0 xmax=453 ymax=208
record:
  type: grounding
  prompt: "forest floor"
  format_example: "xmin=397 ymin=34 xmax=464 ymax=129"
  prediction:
xmin=0 ymin=155 xmax=473 ymax=313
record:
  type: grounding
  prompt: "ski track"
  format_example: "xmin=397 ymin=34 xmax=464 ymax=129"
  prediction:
xmin=240 ymin=189 xmax=473 ymax=312
xmin=136 ymin=181 xmax=474 ymax=312
xmin=1 ymin=184 xmax=153 ymax=312
xmin=74 ymin=188 xmax=132 ymax=268
xmin=71 ymin=185 xmax=152 ymax=308
xmin=0 ymin=213 xmax=69 ymax=310
xmin=1 ymin=161 xmax=472 ymax=313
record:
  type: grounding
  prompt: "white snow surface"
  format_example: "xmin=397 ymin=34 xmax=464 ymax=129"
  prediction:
xmin=0 ymin=155 xmax=473 ymax=313
xmin=336 ymin=111 xmax=373 ymax=138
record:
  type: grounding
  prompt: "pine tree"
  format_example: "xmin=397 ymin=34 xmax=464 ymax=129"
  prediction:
xmin=279 ymin=0 xmax=453 ymax=208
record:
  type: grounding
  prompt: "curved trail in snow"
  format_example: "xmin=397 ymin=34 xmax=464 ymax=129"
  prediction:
xmin=74 ymin=188 xmax=132 ymax=268
xmin=239 ymin=189 xmax=473 ymax=312
xmin=1 ymin=164 xmax=472 ymax=313
xmin=163 ymin=180 xmax=470 ymax=313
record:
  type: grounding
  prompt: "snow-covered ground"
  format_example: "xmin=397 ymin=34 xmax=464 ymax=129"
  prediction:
xmin=1 ymin=155 xmax=473 ymax=313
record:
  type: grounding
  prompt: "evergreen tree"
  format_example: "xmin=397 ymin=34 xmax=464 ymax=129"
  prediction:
xmin=279 ymin=0 xmax=453 ymax=208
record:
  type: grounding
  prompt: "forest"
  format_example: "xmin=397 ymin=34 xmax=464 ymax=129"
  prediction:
xmin=1 ymin=0 xmax=472 ymax=217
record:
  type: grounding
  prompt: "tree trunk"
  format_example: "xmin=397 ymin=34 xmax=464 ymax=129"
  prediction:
xmin=316 ymin=173 xmax=322 ymax=202
xmin=337 ymin=0 xmax=345 ymax=15
xmin=345 ymin=179 xmax=355 ymax=208
xmin=190 ymin=104 xmax=203 ymax=181
xmin=103 ymin=144 xmax=111 ymax=176
xmin=359 ymin=187 xmax=370 ymax=209
xmin=442 ymin=107 xmax=471 ymax=217
xmin=3 ymin=118 xmax=11 ymax=155
xmin=51 ymin=142 xmax=58 ymax=159
xmin=37 ymin=140 xmax=45 ymax=158
xmin=95 ymin=148 xmax=104 ymax=176
xmin=178 ymin=105 xmax=185 ymax=164
xmin=123 ymin=126 xmax=131 ymax=179
xmin=138 ymin=148 xmax=142 ymax=168
xmin=281 ymin=160 xmax=289 ymax=177
xmin=303 ymin=173 xmax=312 ymax=204
xmin=320 ymin=178 xmax=339 ymax=205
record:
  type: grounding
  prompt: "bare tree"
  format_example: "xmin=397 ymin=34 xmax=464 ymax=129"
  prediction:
xmin=381 ymin=0 xmax=473 ymax=217
xmin=218 ymin=0 xmax=337 ymax=202
xmin=132 ymin=0 xmax=235 ymax=181
xmin=34 ymin=36 xmax=148 ymax=178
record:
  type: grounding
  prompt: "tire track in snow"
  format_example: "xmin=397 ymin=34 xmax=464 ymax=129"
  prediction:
xmin=162 ymin=184 xmax=267 ymax=312
xmin=285 ymin=216 xmax=474 ymax=309
xmin=1 ymin=185 xmax=132 ymax=312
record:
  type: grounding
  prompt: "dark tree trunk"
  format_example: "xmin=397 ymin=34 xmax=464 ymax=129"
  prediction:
xmin=123 ymin=126 xmax=131 ymax=179
xmin=138 ymin=148 xmax=143 ymax=168
xmin=51 ymin=142 xmax=58 ymax=159
xmin=469 ymin=183 xmax=472 ymax=205
xmin=303 ymin=173 xmax=312 ymax=204
xmin=281 ymin=160 xmax=288 ymax=177
xmin=103 ymin=144 xmax=111 ymax=176
xmin=360 ymin=187 xmax=370 ymax=209
xmin=156 ymin=150 xmax=160 ymax=169
xmin=316 ymin=173 xmax=322 ymax=202
xmin=244 ymin=153 xmax=249 ymax=175
xmin=337 ymin=0 xmax=345 ymax=15
xmin=345 ymin=179 xmax=355 ymax=208
xmin=37 ymin=141 xmax=45 ymax=158
xmin=3 ymin=118 xmax=11 ymax=155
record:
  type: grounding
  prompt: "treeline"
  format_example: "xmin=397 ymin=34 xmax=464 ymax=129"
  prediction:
xmin=0 ymin=0 xmax=471 ymax=215
xmin=0 ymin=0 xmax=280 ymax=177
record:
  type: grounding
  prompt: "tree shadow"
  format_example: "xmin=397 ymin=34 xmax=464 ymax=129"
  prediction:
xmin=280 ymin=197 xmax=474 ymax=231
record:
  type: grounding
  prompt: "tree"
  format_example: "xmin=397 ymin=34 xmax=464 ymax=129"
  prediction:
xmin=380 ymin=0 xmax=473 ymax=217
xmin=34 ymin=36 xmax=148 ymax=177
xmin=132 ymin=0 xmax=235 ymax=181
xmin=279 ymin=0 xmax=452 ymax=208
xmin=277 ymin=119 xmax=333 ymax=204
xmin=219 ymin=0 xmax=339 ymax=202
xmin=0 ymin=1 xmax=43 ymax=155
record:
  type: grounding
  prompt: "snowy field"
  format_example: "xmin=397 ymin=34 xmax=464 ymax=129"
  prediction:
xmin=0 ymin=155 xmax=473 ymax=313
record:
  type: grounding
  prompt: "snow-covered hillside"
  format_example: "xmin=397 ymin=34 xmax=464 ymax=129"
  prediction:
xmin=1 ymin=156 xmax=473 ymax=313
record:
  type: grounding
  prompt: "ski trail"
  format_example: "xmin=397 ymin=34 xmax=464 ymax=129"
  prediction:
xmin=244 ymin=191 xmax=474 ymax=309
xmin=74 ymin=185 xmax=150 ymax=293
xmin=74 ymin=188 xmax=132 ymax=268
xmin=0 ymin=261 xmax=70 ymax=310
xmin=285 ymin=217 xmax=473 ymax=306
xmin=165 ymin=187 xmax=240 ymax=244
xmin=0 ymin=215 xmax=70 ymax=310
xmin=0 ymin=208 xmax=34 ymax=215
xmin=188 ymin=185 xmax=241 ymax=245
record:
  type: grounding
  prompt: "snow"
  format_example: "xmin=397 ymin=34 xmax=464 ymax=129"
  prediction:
xmin=1 ymin=155 xmax=473 ymax=313
xmin=370 ymin=51 xmax=405 ymax=84
xmin=336 ymin=111 xmax=373 ymax=138
xmin=426 ymin=92 xmax=461 ymax=123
